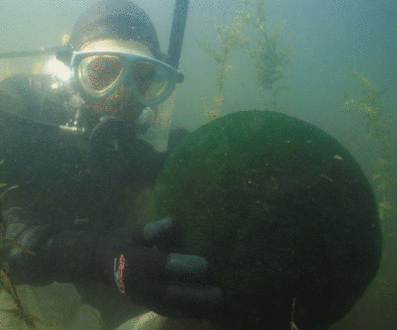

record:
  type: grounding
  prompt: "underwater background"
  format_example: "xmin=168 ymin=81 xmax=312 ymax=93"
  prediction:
xmin=0 ymin=0 xmax=396 ymax=329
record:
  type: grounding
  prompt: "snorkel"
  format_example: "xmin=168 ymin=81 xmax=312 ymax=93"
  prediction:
xmin=0 ymin=0 xmax=190 ymax=152
xmin=167 ymin=0 xmax=190 ymax=70
xmin=71 ymin=0 xmax=191 ymax=151
xmin=139 ymin=0 xmax=190 ymax=152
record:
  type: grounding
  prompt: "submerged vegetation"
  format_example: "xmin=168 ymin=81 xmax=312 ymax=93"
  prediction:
xmin=0 ymin=168 xmax=53 ymax=330
xmin=196 ymin=14 xmax=247 ymax=119
xmin=343 ymin=73 xmax=392 ymax=221
xmin=236 ymin=0 xmax=290 ymax=93
xmin=197 ymin=0 xmax=290 ymax=119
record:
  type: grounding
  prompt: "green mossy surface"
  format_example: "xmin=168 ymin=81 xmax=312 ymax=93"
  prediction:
xmin=151 ymin=110 xmax=381 ymax=329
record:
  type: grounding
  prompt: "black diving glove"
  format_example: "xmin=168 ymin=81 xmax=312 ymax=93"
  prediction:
xmin=6 ymin=214 xmax=223 ymax=320
xmin=95 ymin=217 xmax=223 ymax=319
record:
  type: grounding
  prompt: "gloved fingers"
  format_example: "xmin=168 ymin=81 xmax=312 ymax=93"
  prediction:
xmin=142 ymin=217 xmax=181 ymax=250
xmin=119 ymin=247 xmax=211 ymax=286
xmin=117 ymin=247 xmax=224 ymax=320
xmin=165 ymin=253 xmax=210 ymax=285
xmin=113 ymin=217 xmax=180 ymax=250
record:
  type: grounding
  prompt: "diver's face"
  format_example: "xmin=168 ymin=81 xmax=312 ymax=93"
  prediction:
xmin=79 ymin=39 xmax=154 ymax=119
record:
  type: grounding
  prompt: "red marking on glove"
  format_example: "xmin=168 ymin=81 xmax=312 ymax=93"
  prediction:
xmin=114 ymin=254 xmax=126 ymax=294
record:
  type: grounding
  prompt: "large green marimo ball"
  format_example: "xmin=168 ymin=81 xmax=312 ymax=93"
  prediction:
xmin=151 ymin=111 xmax=381 ymax=329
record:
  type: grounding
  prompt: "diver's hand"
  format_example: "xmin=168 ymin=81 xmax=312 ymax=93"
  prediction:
xmin=96 ymin=218 xmax=223 ymax=319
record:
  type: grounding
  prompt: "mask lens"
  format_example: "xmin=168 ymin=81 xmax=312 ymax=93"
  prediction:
xmin=131 ymin=61 xmax=172 ymax=103
xmin=78 ymin=55 xmax=123 ymax=95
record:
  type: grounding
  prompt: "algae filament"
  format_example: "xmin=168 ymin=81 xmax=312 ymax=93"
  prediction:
xmin=343 ymin=73 xmax=392 ymax=221
xmin=197 ymin=0 xmax=291 ymax=119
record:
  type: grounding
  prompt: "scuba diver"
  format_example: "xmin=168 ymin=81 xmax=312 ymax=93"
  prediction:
xmin=0 ymin=0 xmax=222 ymax=329
xmin=0 ymin=1 xmax=383 ymax=330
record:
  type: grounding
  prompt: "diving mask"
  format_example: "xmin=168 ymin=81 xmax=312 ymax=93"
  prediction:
xmin=70 ymin=51 xmax=184 ymax=106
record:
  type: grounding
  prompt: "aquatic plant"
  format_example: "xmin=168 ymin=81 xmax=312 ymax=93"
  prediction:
xmin=0 ymin=167 xmax=54 ymax=329
xmin=237 ymin=0 xmax=291 ymax=94
xmin=196 ymin=16 xmax=247 ymax=119
xmin=290 ymin=297 xmax=299 ymax=330
xmin=196 ymin=0 xmax=290 ymax=118
xmin=343 ymin=73 xmax=392 ymax=221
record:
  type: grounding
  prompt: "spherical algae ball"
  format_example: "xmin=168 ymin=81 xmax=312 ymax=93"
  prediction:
xmin=151 ymin=110 xmax=381 ymax=330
